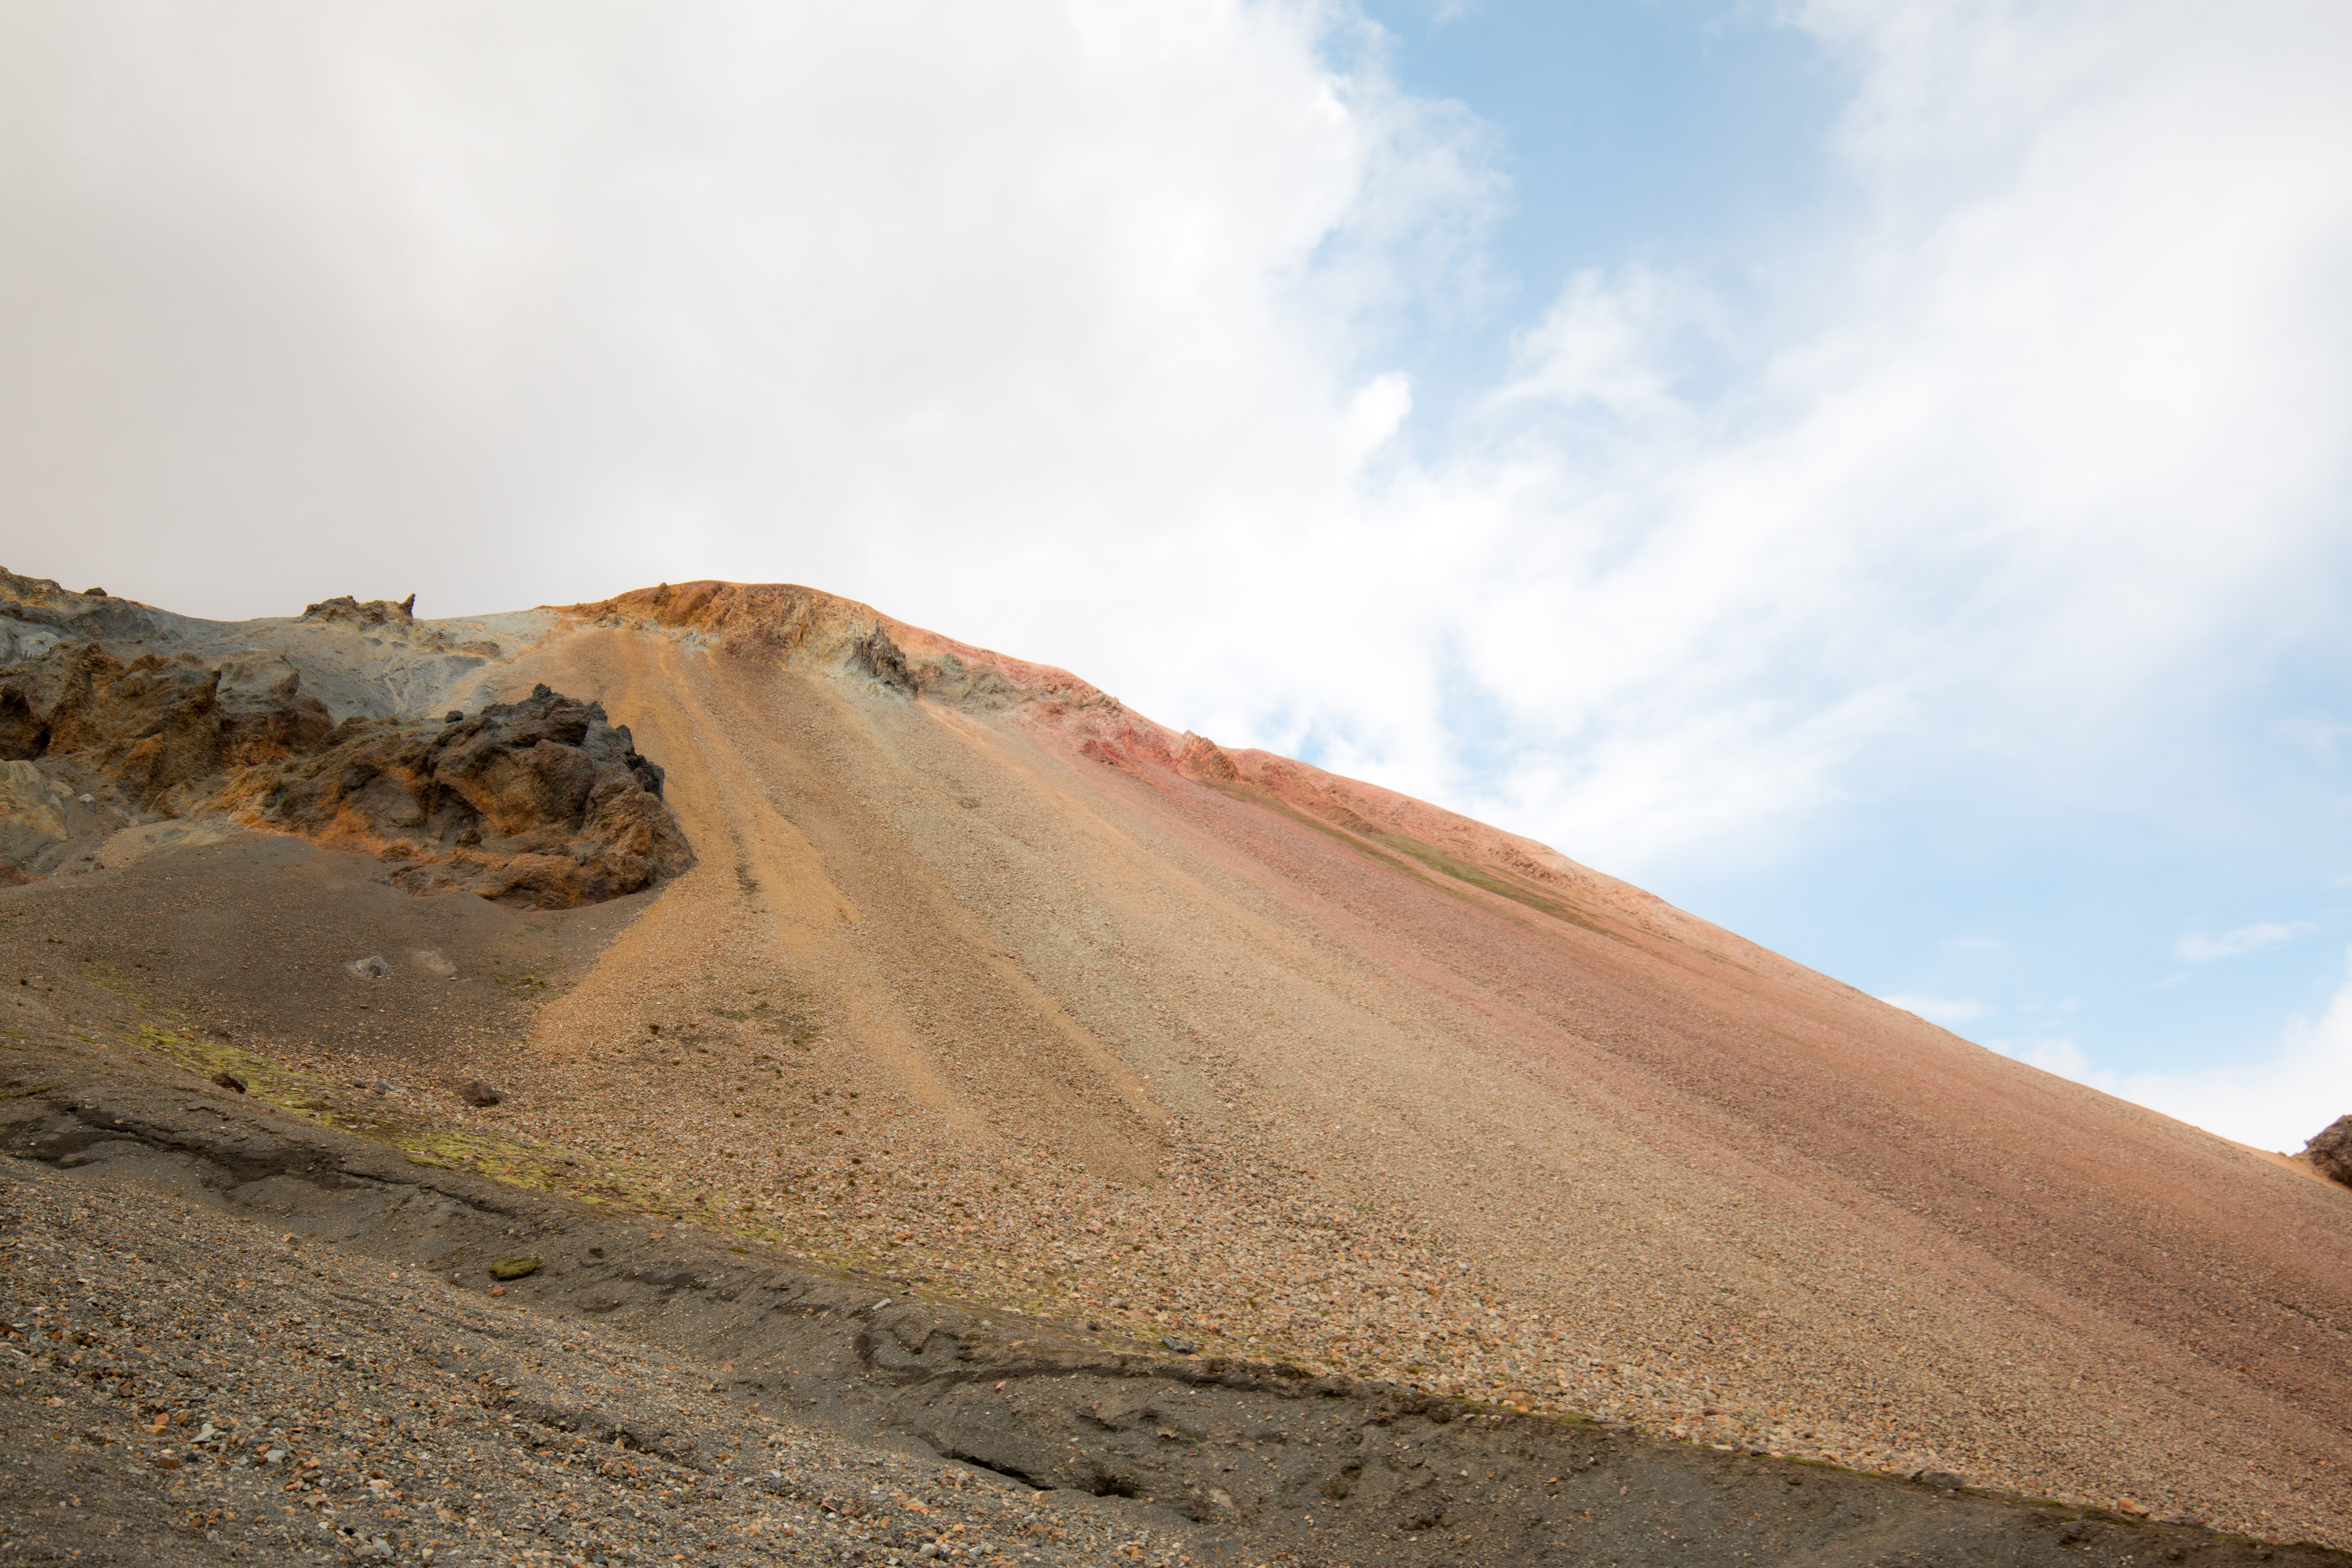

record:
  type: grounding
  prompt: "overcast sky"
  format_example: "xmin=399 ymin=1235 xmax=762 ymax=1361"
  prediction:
xmin=4 ymin=1 xmax=2350 ymax=1152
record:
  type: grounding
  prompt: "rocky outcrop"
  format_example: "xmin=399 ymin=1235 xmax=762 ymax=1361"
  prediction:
xmin=0 ymin=635 xmax=689 ymax=906
xmin=0 ymin=643 xmax=333 ymax=806
xmin=0 ymin=567 xmax=172 ymax=662
xmin=1176 ymin=732 xmax=1240 ymax=784
xmin=561 ymin=580 xmax=1124 ymax=716
xmin=848 ymin=623 xmax=916 ymax=694
xmin=301 ymin=593 xmax=417 ymax=625
xmin=2305 ymin=1116 xmax=2352 ymax=1188
xmin=221 ymin=683 xmax=690 ymax=908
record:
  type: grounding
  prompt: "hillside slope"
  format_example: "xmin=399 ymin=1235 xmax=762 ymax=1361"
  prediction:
xmin=3 ymin=571 xmax=2347 ymax=1547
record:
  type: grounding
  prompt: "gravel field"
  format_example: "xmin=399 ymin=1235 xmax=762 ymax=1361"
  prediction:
xmin=0 ymin=1153 xmax=1188 ymax=1568
xmin=8 ymin=1039 xmax=2336 ymax=1568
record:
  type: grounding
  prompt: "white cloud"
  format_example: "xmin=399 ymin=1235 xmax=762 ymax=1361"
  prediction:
xmin=1991 ymin=1034 xmax=2096 ymax=1081
xmin=2172 ymin=923 xmax=2297 ymax=963
xmin=0 ymin=0 xmax=2346 ymax=894
xmin=1879 ymin=993 xmax=1992 ymax=1026
xmin=0 ymin=1 xmax=1496 ymax=634
xmin=1994 ymin=950 xmax=2352 ymax=1153
xmin=1428 ymin=0 xmax=2352 ymax=872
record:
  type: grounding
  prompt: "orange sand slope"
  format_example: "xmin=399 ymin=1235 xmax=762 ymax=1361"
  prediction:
xmin=486 ymin=582 xmax=2349 ymax=1545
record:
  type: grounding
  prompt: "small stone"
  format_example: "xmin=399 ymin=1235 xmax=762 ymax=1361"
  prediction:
xmin=460 ymin=1080 xmax=503 ymax=1107
xmin=211 ymin=1072 xmax=247 ymax=1094
xmin=490 ymin=1256 xmax=542 ymax=1281
xmin=345 ymin=956 xmax=391 ymax=979
xmin=80 ymin=586 xmax=106 ymax=597
xmin=444 ymin=710 xmax=463 ymax=723
xmin=1162 ymin=1336 xmax=1197 ymax=1355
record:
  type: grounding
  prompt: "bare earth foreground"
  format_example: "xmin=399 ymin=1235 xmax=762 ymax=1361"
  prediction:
xmin=2 ymin=573 xmax=2348 ymax=1563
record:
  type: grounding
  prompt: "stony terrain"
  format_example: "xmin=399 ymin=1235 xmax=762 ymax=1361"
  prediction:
xmin=4 ymin=1030 xmax=2332 ymax=1568
xmin=0 ymin=1076 xmax=1191 ymax=1567
xmin=1 ymin=568 xmax=2349 ymax=1560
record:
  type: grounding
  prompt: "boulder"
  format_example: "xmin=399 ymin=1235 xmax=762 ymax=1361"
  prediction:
xmin=2303 ymin=1115 xmax=2352 ymax=1188
xmin=225 ymin=683 xmax=689 ymax=908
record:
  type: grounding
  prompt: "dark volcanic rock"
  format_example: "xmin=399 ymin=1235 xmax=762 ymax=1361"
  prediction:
xmin=300 ymin=593 xmax=416 ymax=625
xmin=223 ymin=683 xmax=690 ymax=908
xmin=0 ymin=643 xmax=333 ymax=805
xmin=849 ymin=623 xmax=915 ymax=693
xmin=2305 ymin=1115 xmax=2352 ymax=1187
xmin=0 ymin=599 xmax=689 ymax=906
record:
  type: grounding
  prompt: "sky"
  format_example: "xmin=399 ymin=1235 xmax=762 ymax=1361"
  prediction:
xmin=3 ymin=1 xmax=2350 ymax=1151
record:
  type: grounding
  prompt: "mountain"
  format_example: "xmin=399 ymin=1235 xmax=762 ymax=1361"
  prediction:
xmin=2 ymin=567 xmax=2347 ymax=1552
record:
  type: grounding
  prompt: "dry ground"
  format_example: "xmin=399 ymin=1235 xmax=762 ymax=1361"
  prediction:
xmin=6 ymin=1030 xmax=2333 ymax=1568
xmin=4 ymin=612 xmax=2347 ymax=1552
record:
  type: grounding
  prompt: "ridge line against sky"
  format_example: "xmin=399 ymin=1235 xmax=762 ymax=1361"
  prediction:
xmin=2 ymin=0 xmax=2349 ymax=1150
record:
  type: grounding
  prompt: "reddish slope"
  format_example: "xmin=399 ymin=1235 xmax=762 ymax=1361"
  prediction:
xmin=492 ymin=581 xmax=2352 ymax=1544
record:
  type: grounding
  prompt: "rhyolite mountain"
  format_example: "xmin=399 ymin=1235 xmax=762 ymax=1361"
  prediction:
xmin=2 ymin=564 xmax=2347 ymax=1553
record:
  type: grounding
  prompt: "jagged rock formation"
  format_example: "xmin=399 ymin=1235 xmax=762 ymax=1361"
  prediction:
xmin=0 ymin=643 xmax=334 ymax=807
xmin=217 ymin=684 xmax=689 ymax=907
xmin=0 ymin=569 xmax=688 ymax=904
xmin=301 ymin=593 xmax=416 ymax=625
xmin=2305 ymin=1115 xmax=2352 ymax=1188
